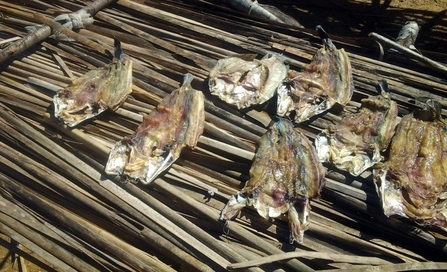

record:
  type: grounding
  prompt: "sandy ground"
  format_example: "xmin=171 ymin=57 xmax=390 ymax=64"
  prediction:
xmin=1 ymin=0 xmax=446 ymax=271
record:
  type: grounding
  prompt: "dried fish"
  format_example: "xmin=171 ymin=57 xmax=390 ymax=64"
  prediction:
xmin=220 ymin=118 xmax=325 ymax=243
xmin=105 ymin=74 xmax=205 ymax=184
xmin=374 ymin=100 xmax=447 ymax=232
xmin=277 ymin=26 xmax=354 ymax=123
xmin=395 ymin=21 xmax=419 ymax=50
xmin=223 ymin=0 xmax=303 ymax=28
xmin=209 ymin=53 xmax=288 ymax=109
xmin=54 ymin=39 xmax=132 ymax=127
xmin=315 ymin=80 xmax=399 ymax=176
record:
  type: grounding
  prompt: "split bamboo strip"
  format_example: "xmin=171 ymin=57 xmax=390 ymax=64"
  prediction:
xmin=369 ymin=32 xmax=447 ymax=76
xmin=0 ymin=106 xmax=230 ymax=270
xmin=96 ymin=6 xmax=215 ymax=71
xmin=0 ymin=203 xmax=100 ymax=272
xmin=3 ymin=192 xmax=134 ymax=271
xmin=228 ymin=251 xmax=392 ymax=270
xmin=0 ymin=218 xmax=75 ymax=272
xmin=40 ymin=118 xmax=262 ymax=271
xmin=0 ymin=235 xmax=57 ymax=272
xmin=123 ymin=182 xmax=264 ymax=272
xmin=41 ymin=107 xmax=312 ymax=270
xmin=152 ymin=180 xmax=314 ymax=272
xmin=1 ymin=1 xmax=447 ymax=271
xmin=0 ymin=174 xmax=173 ymax=272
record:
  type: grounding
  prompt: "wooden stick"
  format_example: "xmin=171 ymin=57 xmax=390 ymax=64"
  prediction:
xmin=123 ymin=180 xmax=263 ymax=272
xmin=369 ymin=32 xmax=447 ymax=76
xmin=6 ymin=116 xmax=231 ymax=270
xmin=228 ymin=251 xmax=392 ymax=269
xmin=95 ymin=6 xmax=215 ymax=71
xmin=152 ymin=180 xmax=314 ymax=272
xmin=0 ymin=0 xmax=117 ymax=63
xmin=198 ymin=135 xmax=255 ymax=161
xmin=0 ymin=235 xmax=57 ymax=272
xmin=0 ymin=219 xmax=75 ymax=272
xmin=319 ymin=262 xmax=447 ymax=272
xmin=0 ymin=175 xmax=173 ymax=272
xmin=0 ymin=199 xmax=100 ymax=272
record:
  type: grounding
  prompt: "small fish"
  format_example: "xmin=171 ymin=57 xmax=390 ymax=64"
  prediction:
xmin=395 ymin=21 xmax=419 ymax=50
xmin=277 ymin=26 xmax=354 ymax=123
xmin=105 ymin=73 xmax=205 ymax=184
xmin=374 ymin=99 xmax=447 ymax=232
xmin=54 ymin=39 xmax=132 ymax=127
xmin=209 ymin=53 xmax=288 ymax=109
xmin=315 ymin=80 xmax=399 ymax=176
xmin=220 ymin=118 xmax=325 ymax=243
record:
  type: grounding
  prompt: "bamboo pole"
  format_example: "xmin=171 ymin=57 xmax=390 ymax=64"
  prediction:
xmin=319 ymin=262 xmax=447 ymax=272
xmin=228 ymin=251 xmax=392 ymax=270
xmin=0 ymin=174 xmax=174 ymax=272
xmin=0 ymin=202 xmax=100 ymax=272
xmin=369 ymin=32 xmax=447 ymax=76
xmin=0 ymin=106 xmax=228 ymax=270
xmin=0 ymin=220 xmax=75 ymax=272
xmin=1 ymin=0 xmax=447 ymax=270
xmin=152 ymin=180 xmax=315 ymax=272
xmin=0 ymin=234 xmax=57 ymax=272
xmin=0 ymin=0 xmax=117 ymax=63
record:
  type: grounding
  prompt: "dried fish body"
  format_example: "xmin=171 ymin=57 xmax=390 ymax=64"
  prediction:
xmin=223 ymin=0 xmax=303 ymax=28
xmin=209 ymin=53 xmax=288 ymax=109
xmin=277 ymin=26 xmax=354 ymax=123
xmin=105 ymin=74 xmax=205 ymax=184
xmin=395 ymin=21 xmax=419 ymax=49
xmin=54 ymin=39 xmax=132 ymax=127
xmin=315 ymin=80 xmax=399 ymax=176
xmin=221 ymin=118 xmax=325 ymax=243
xmin=374 ymin=100 xmax=447 ymax=231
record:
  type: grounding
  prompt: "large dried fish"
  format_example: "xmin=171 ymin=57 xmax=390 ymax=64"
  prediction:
xmin=220 ymin=118 xmax=325 ymax=243
xmin=277 ymin=26 xmax=354 ymax=123
xmin=105 ymin=74 xmax=205 ymax=184
xmin=374 ymin=100 xmax=447 ymax=232
xmin=316 ymin=80 xmax=399 ymax=176
xmin=54 ymin=39 xmax=132 ymax=127
xmin=209 ymin=53 xmax=288 ymax=109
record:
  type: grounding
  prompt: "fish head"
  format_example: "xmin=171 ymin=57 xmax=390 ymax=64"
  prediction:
xmin=54 ymin=40 xmax=132 ymax=127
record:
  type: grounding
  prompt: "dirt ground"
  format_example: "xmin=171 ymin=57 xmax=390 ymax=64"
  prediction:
xmin=0 ymin=235 xmax=51 ymax=272
xmin=1 ymin=0 xmax=446 ymax=271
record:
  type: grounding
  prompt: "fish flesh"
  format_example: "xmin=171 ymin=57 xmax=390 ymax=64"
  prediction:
xmin=209 ymin=53 xmax=288 ymax=109
xmin=105 ymin=74 xmax=205 ymax=184
xmin=277 ymin=26 xmax=354 ymax=123
xmin=315 ymin=80 xmax=399 ymax=176
xmin=54 ymin=39 xmax=133 ymax=127
xmin=374 ymin=99 xmax=447 ymax=231
xmin=220 ymin=118 xmax=325 ymax=243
